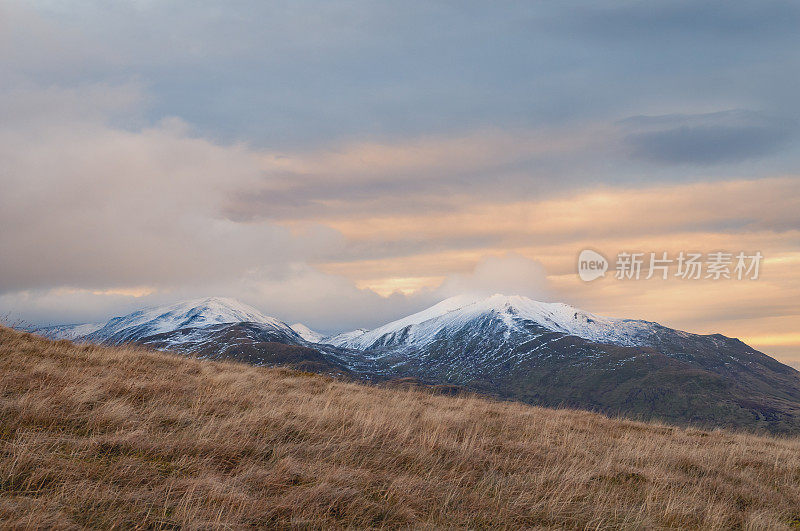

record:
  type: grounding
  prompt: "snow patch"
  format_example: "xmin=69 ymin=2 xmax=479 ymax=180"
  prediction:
xmin=290 ymin=323 xmax=325 ymax=343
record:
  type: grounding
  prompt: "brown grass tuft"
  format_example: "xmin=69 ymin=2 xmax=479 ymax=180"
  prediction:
xmin=1 ymin=326 xmax=800 ymax=529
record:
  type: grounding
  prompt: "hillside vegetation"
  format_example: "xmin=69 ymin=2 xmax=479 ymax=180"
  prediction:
xmin=2 ymin=326 xmax=800 ymax=529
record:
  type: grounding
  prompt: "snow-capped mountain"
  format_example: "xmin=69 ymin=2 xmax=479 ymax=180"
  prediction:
xmin=325 ymin=328 xmax=369 ymax=346
xmin=31 ymin=297 xmax=360 ymax=375
xmin=328 ymin=293 xmax=668 ymax=351
xmin=289 ymin=323 xmax=326 ymax=343
xmin=28 ymin=293 xmax=800 ymax=433
xmin=35 ymin=322 xmax=104 ymax=341
xmin=84 ymin=297 xmax=295 ymax=345
xmin=319 ymin=293 xmax=800 ymax=433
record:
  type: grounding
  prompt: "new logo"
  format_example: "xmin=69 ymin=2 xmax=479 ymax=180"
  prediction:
xmin=578 ymin=249 xmax=608 ymax=282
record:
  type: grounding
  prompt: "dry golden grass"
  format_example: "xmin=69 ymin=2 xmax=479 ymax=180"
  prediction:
xmin=2 ymin=326 xmax=800 ymax=529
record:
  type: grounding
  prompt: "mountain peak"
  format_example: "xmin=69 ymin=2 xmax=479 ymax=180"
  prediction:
xmin=289 ymin=323 xmax=325 ymax=343
xmin=329 ymin=293 xmax=662 ymax=350
xmin=386 ymin=293 xmax=566 ymax=329
xmin=179 ymin=296 xmax=259 ymax=313
xmin=84 ymin=297 xmax=287 ymax=344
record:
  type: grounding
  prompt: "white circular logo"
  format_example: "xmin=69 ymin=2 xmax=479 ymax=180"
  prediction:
xmin=578 ymin=249 xmax=608 ymax=282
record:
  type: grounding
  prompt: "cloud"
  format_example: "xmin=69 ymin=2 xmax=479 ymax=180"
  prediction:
xmin=623 ymin=111 xmax=795 ymax=165
xmin=564 ymin=1 xmax=800 ymax=41
xmin=221 ymin=126 xmax=609 ymax=222
xmin=308 ymin=177 xmax=800 ymax=258
xmin=1 ymin=254 xmax=553 ymax=333
xmin=0 ymin=83 xmax=345 ymax=295
xmin=7 ymin=0 xmax=800 ymax=151
xmin=0 ymin=83 xmax=145 ymax=127
xmin=2 ymin=0 xmax=800 ymax=366
xmin=435 ymin=254 xmax=551 ymax=301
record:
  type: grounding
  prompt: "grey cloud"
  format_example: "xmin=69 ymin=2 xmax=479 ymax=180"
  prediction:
xmin=562 ymin=1 xmax=800 ymax=40
xmin=623 ymin=111 xmax=796 ymax=165
xmin=627 ymin=125 xmax=790 ymax=165
xmin=0 ymin=86 xmax=346 ymax=295
xmin=8 ymin=1 xmax=800 ymax=149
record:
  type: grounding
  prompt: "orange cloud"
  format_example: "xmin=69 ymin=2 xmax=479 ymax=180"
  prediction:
xmin=311 ymin=176 xmax=799 ymax=242
xmin=306 ymin=177 xmax=800 ymax=366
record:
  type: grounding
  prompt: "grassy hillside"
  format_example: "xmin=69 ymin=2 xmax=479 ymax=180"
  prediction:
xmin=2 ymin=327 xmax=800 ymax=529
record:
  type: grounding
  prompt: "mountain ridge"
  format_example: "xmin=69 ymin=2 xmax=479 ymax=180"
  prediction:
xmin=29 ymin=293 xmax=800 ymax=433
xmin=325 ymin=293 xmax=682 ymax=351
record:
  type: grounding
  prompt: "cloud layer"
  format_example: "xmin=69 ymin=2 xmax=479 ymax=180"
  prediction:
xmin=1 ymin=1 xmax=799 ymax=365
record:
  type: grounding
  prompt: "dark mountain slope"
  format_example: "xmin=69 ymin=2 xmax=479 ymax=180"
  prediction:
xmin=31 ymin=294 xmax=800 ymax=433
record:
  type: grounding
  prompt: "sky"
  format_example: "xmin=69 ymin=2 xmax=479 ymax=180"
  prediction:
xmin=1 ymin=1 xmax=799 ymax=365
